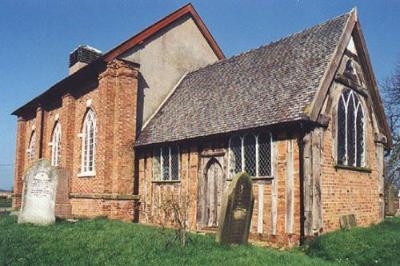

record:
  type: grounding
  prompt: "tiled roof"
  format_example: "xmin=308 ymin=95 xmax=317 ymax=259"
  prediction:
xmin=136 ymin=12 xmax=350 ymax=146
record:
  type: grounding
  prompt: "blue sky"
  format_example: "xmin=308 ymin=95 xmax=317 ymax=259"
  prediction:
xmin=0 ymin=0 xmax=399 ymax=190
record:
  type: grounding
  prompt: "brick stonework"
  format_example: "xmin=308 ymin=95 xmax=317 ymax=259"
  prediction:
xmin=320 ymin=85 xmax=383 ymax=232
xmin=13 ymin=60 xmax=139 ymax=221
xmin=316 ymin=53 xmax=385 ymax=233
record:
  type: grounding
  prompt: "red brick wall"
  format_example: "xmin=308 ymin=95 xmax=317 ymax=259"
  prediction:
xmin=320 ymin=88 xmax=382 ymax=232
xmin=13 ymin=60 xmax=139 ymax=221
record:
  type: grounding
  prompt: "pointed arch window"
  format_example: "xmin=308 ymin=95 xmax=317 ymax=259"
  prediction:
xmin=337 ymin=88 xmax=365 ymax=167
xmin=51 ymin=122 xmax=61 ymax=166
xmin=229 ymin=132 xmax=272 ymax=178
xmin=80 ymin=109 xmax=96 ymax=175
xmin=27 ymin=130 xmax=36 ymax=161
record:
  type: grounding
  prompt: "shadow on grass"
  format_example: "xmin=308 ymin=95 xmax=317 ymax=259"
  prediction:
xmin=305 ymin=217 xmax=400 ymax=265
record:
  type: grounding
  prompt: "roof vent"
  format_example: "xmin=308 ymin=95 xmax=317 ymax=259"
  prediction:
xmin=69 ymin=45 xmax=102 ymax=75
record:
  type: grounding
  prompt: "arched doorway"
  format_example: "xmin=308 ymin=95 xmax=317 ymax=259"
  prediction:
xmin=203 ymin=158 xmax=224 ymax=228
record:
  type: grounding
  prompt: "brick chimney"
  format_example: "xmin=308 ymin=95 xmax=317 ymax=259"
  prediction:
xmin=69 ymin=45 xmax=102 ymax=75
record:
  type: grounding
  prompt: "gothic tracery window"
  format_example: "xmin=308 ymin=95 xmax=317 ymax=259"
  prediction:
xmin=337 ymin=88 xmax=365 ymax=167
xmin=229 ymin=132 xmax=272 ymax=178
xmin=81 ymin=109 xmax=96 ymax=174
xmin=51 ymin=122 xmax=61 ymax=166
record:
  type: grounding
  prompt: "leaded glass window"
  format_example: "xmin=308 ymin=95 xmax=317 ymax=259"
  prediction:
xmin=356 ymin=105 xmax=365 ymax=167
xmin=258 ymin=133 xmax=272 ymax=176
xmin=228 ymin=132 xmax=272 ymax=178
xmin=81 ymin=109 xmax=96 ymax=174
xmin=51 ymin=122 xmax=61 ymax=166
xmin=244 ymin=135 xmax=256 ymax=176
xmin=229 ymin=136 xmax=242 ymax=178
xmin=153 ymin=146 xmax=180 ymax=181
xmin=337 ymin=88 xmax=365 ymax=167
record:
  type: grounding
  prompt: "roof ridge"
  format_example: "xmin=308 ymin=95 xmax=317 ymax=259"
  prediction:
xmin=185 ymin=11 xmax=352 ymax=77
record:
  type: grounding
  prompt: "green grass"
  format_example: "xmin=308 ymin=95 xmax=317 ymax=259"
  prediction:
xmin=0 ymin=215 xmax=399 ymax=266
xmin=305 ymin=217 xmax=400 ymax=265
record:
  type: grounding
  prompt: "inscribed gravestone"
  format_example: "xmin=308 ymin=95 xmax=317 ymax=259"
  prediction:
xmin=18 ymin=159 xmax=59 ymax=225
xmin=216 ymin=172 xmax=254 ymax=245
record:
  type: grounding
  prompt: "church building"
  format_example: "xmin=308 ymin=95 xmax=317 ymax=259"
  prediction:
xmin=12 ymin=4 xmax=391 ymax=246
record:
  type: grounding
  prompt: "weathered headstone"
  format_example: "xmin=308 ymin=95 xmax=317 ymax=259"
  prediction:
xmin=386 ymin=185 xmax=399 ymax=216
xmin=339 ymin=214 xmax=357 ymax=230
xmin=216 ymin=172 xmax=254 ymax=245
xmin=18 ymin=159 xmax=59 ymax=225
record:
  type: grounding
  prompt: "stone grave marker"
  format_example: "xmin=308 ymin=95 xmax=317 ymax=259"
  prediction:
xmin=339 ymin=214 xmax=357 ymax=230
xmin=216 ymin=172 xmax=254 ymax=245
xmin=18 ymin=159 xmax=59 ymax=225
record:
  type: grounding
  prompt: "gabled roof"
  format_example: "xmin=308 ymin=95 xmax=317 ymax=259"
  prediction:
xmin=12 ymin=3 xmax=224 ymax=116
xmin=136 ymin=11 xmax=353 ymax=146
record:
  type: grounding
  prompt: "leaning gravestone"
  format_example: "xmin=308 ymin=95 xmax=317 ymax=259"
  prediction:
xmin=18 ymin=159 xmax=59 ymax=225
xmin=216 ymin=172 xmax=254 ymax=245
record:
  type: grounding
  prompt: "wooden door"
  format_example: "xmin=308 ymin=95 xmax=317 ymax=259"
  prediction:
xmin=205 ymin=160 xmax=224 ymax=227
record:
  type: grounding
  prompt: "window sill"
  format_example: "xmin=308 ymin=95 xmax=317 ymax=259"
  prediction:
xmin=226 ymin=176 xmax=274 ymax=181
xmin=151 ymin=180 xmax=181 ymax=184
xmin=334 ymin=164 xmax=371 ymax=173
xmin=77 ymin=172 xmax=96 ymax=178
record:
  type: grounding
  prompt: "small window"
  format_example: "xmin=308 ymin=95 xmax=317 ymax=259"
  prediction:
xmin=337 ymin=88 xmax=365 ymax=167
xmin=27 ymin=130 xmax=36 ymax=161
xmin=228 ymin=136 xmax=242 ymax=178
xmin=258 ymin=132 xmax=272 ymax=176
xmin=345 ymin=59 xmax=355 ymax=75
xmin=81 ymin=109 xmax=96 ymax=175
xmin=153 ymin=146 xmax=180 ymax=181
xmin=51 ymin=122 xmax=61 ymax=166
xmin=229 ymin=132 xmax=272 ymax=178
xmin=244 ymin=135 xmax=256 ymax=176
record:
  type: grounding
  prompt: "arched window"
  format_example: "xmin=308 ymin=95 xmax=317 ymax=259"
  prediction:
xmin=27 ymin=130 xmax=36 ymax=161
xmin=153 ymin=146 xmax=180 ymax=181
xmin=228 ymin=132 xmax=272 ymax=178
xmin=81 ymin=109 xmax=96 ymax=175
xmin=51 ymin=122 xmax=61 ymax=166
xmin=337 ymin=88 xmax=365 ymax=167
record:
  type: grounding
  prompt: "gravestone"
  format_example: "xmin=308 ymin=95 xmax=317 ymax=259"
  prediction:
xmin=385 ymin=185 xmax=398 ymax=216
xmin=216 ymin=172 xmax=254 ymax=245
xmin=396 ymin=191 xmax=400 ymax=216
xmin=18 ymin=159 xmax=59 ymax=225
xmin=339 ymin=214 xmax=357 ymax=230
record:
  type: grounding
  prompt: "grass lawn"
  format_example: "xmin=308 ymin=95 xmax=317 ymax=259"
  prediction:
xmin=0 ymin=215 xmax=399 ymax=266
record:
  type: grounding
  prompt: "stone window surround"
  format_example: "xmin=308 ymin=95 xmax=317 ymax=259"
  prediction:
xmin=50 ymin=122 xmax=61 ymax=167
xmin=27 ymin=130 xmax=36 ymax=162
xmin=78 ymin=108 xmax=96 ymax=177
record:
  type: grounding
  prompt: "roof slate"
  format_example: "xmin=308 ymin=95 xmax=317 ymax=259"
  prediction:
xmin=136 ymin=12 xmax=350 ymax=146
